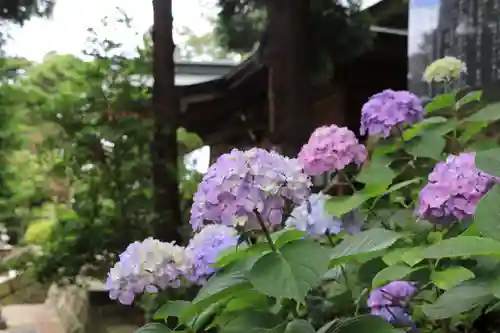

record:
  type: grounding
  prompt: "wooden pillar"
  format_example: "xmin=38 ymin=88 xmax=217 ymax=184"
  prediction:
xmin=266 ymin=0 xmax=313 ymax=157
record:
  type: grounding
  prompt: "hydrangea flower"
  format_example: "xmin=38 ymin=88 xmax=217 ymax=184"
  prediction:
xmin=185 ymin=225 xmax=239 ymax=284
xmin=360 ymin=89 xmax=424 ymax=138
xmin=417 ymin=152 xmax=498 ymax=225
xmin=190 ymin=148 xmax=311 ymax=230
xmin=106 ymin=238 xmax=188 ymax=305
xmin=285 ymin=193 xmax=362 ymax=237
xmin=298 ymin=125 xmax=367 ymax=175
xmin=368 ymin=281 xmax=417 ymax=326
xmin=423 ymin=56 xmax=467 ymax=83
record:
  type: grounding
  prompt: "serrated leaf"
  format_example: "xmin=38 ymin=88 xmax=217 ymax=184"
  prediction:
xmin=465 ymin=101 xmax=500 ymax=122
xmin=372 ymin=264 xmax=423 ymax=288
xmin=475 ymin=148 xmax=500 ymax=177
xmin=403 ymin=116 xmax=447 ymax=140
xmin=249 ymin=240 xmax=330 ymax=301
xmin=154 ymin=300 xmax=191 ymax=320
xmin=325 ymin=193 xmax=372 ymax=217
xmin=431 ymin=266 xmax=475 ymax=290
xmin=421 ymin=236 xmax=500 ymax=259
xmin=331 ymin=229 xmax=402 ymax=262
xmin=272 ymin=229 xmax=307 ymax=249
xmin=356 ymin=156 xmax=396 ymax=186
xmin=425 ymin=92 xmax=455 ymax=113
xmin=405 ymin=134 xmax=445 ymax=160
xmin=475 ymin=184 xmax=500 ymax=240
xmin=422 ymin=281 xmax=493 ymax=319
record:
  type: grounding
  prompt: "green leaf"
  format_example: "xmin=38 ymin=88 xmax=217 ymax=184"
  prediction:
xmin=382 ymin=248 xmax=410 ymax=266
xmin=405 ymin=134 xmax=445 ymax=160
xmin=421 ymin=236 xmax=500 ymax=259
xmin=385 ymin=178 xmax=422 ymax=194
xmin=425 ymin=92 xmax=455 ymax=113
xmin=328 ymin=315 xmax=399 ymax=333
xmin=356 ymin=156 xmax=396 ymax=186
xmin=325 ymin=192 xmax=371 ymax=216
xmin=135 ymin=323 xmax=170 ymax=333
xmin=465 ymin=101 xmax=500 ymax=122
xmin=475 ymin=184 xmax=500 ymax=240
xmin=422 ymin=281 xmax=494 ymax=319
xmin=372 ymin=264 xmax=422 ymax=288
xmin=285 ymin=319 xmax=316 ymax=333
xmin=402 ymin=116 xmax=447 ymax=141
xmin=214 ymin=243 xmax=270 ymax=268
xmin=458 ymin=121 xmax=488 ymax=143
xmin=219 ymin=311 xmax=284 ymax=333
xmin=401 ymin=246 xmax=426 ymax=266
xmin=154 ymin=300 xmax=191 ymax=320
xmin=272 ymin=229 xmax=307 ymax=249
xmin=431 ymin=267 xmax=475 ymax=290
xmin=456 ymin=90 xmax=482 ymax=109
xmin=249 ymin=240 xmax=330 ymax=301
xmin=183 ymin=261 xmax=252 ymax=322
xmin=475 ymin=148 xmax=500 ymax=177
xmin=331 ymin=229 xmax=403 ymax=262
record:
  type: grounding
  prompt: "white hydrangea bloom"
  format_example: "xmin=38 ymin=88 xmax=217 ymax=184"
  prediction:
xmin=423 ymin=56 xmax=467 ymax=83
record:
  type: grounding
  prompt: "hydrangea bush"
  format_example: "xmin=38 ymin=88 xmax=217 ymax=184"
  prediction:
xmin=108 ymin=56 xmax=500 ymax=333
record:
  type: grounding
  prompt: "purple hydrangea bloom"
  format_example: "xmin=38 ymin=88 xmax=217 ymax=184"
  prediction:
xmin=368 ymin=281 xmax=417 ymax=326
xmin=360 ymin=89 xmax=424 ymax=138
xmin=285 ymin=193 xmax=362 ymax=237
xmin=190 ymin=148 xmax=311 ymax=231
xmin=106 ymin=238 xmax=188 ymax=305
xmin=185 ymin=225 xmax=239 ymax=284
xmin=298 ymin=125 xmax=367 ymax=175
xmin=417 ymin=152 xmax=498 ymax=225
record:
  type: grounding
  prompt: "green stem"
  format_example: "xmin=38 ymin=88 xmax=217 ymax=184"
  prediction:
xmin=255 ymin=210 xmax=277 ymax=252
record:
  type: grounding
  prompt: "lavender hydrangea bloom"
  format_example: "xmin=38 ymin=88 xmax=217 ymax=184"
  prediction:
xmin=417 ymin=152 xmax=498 ymax=225
xmin=368 ymin=281 xmax=417 ymax=326
xmin=190 ymin=148 xmax=311 ymax=231
xmin=360 ymin=89 xmax=424 ymax=138
xmin=285 ymin=193 xmax=362 ymax=237
xmin=106 ymin=238 xmax=188 ymax=305
xmin=298 ymin=125 xmax=367 ymax=175
xmin=185 ymin=225 xmax=239 ymax=284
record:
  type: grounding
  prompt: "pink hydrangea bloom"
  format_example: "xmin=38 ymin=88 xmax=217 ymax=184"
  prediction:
xmin=417 ymin=152 xmax=498 ymax=225
xmin=298 ymin=125 xmax=367 ymax=175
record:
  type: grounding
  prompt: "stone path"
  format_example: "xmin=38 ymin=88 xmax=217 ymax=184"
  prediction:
xmin=0 ymin=304 xmax=64 ymax=333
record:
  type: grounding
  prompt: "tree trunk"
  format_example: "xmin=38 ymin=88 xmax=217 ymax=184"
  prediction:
xmin=266 ymin=0 xmax=312 ymax=157
xmin=151 ymin=0 xmax=182 ymax=243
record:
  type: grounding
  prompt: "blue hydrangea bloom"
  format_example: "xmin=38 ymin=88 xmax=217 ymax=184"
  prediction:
xmin=185 ymin=225 xmax=239 ymax=284
xmin=190 ymin=148 xmax=311 ymax=231
xmin=285 ymin=193 xmax=362 ymax=238
xmin=106 ymin=238 xmax=188 ymax=305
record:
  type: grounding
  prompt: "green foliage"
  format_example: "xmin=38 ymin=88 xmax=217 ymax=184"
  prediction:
xmin=23 ymin=219 xmax=55 ymax=245
xmin=131 ymin=58 xmax=500 ymax=333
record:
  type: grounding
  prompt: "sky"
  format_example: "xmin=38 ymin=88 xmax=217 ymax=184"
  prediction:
xmin=2 ymin=0 xmax=403 ymax=173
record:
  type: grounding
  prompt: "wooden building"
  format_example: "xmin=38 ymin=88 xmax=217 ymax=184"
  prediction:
xmin=176 ymin=0 xmax=408 ymax=160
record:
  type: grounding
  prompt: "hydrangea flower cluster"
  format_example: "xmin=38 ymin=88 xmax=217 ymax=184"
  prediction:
xmin=190 ymin=148 xmax=311 ymax=230
xmin=360 ymin=89 xmax=424 ymax=138
xmin=368 ymin=281 xmax=417 ymax=326
xmin=423 ymin=56 xmax=467 ymax=83
xmin=417 ymin=152 xmax=498 ymax=225
xmin=106 ymin=238 xmax=188 ymax=305
xmin=285 ymin=193 xmax=362 ymax=237
xmin=298 ymin=125 xmax=367 ymax=175
xmin=184 ymin=225 xmax=238 ymax=284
